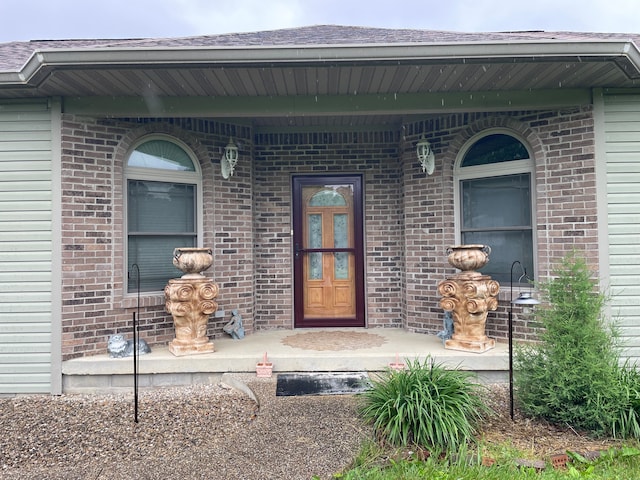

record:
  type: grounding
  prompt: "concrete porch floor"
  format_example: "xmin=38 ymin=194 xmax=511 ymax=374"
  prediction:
xmin=61 ymin=328 xmax=509 ymax=394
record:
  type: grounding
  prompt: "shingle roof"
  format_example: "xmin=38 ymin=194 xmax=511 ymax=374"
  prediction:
xmin=1 ymin=24 xmax=639 ymax=72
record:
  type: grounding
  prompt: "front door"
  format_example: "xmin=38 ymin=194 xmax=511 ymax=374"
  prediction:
xmin=292 ymin=175 xmax=365 ymax=327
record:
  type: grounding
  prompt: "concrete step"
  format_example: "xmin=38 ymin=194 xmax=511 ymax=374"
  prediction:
xmin=61 ymin=328 xmax=509 ymax=394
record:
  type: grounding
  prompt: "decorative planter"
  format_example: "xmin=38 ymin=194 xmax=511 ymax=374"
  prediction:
xmin=256 ymin=352 xmax=273 ymax=378
xmin=173 ymin=247 xmax=213 ymax=278
xmin=438 ymin=244 xmax=499 ymax=353
xmin=446 ymin=244 xmax=491 ymax=274
xmin=165 ymin=247 xmax=218 ymax=356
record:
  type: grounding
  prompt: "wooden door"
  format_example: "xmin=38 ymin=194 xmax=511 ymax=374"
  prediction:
xmin=292 ymin=175 xmax=364 ymax=327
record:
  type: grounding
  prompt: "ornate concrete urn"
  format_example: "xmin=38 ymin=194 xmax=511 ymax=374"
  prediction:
xmin=438 ymin=245 xmax=500 ymax=353
xmin=165 ymin=248 xmax=218 ymax=356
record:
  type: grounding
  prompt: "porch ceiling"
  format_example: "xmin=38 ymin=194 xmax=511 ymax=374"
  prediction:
xmin=2 ymin=34 xmax=640 ymax=128
xmin=4 ymin=57 xmax=637 ymax=100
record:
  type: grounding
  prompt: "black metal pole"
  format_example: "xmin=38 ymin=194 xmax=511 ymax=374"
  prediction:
xmin=133 ymin=310 xmax=138 ymax=423
xmin=509 ymin=260 xmax=520 ymax=421
xmin=131 ymin=263 xmax=140 ymax=423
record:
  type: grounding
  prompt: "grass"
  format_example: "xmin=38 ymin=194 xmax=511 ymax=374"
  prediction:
xmin=336 ymin=349 xmax=640 ymax=479
xmin=340 ymin=327 xmax=640 ymax=479
xmin=332 ymin=442 xmax=640 ymax=479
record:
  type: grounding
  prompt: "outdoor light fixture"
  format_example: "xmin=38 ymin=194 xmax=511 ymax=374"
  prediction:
xmin=509 ymin=260 xmax=540 ymax=421
xmin=221 ymin=137 xmax=239 ymax=179
xmin=513 ymin=291 xmax=539 ymax=321
xmin=416 ymin=135 xmax=435 ymax=175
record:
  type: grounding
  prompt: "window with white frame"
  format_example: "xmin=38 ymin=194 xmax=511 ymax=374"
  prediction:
xmin=125 ymin=137 xmax=201 ymax=293
xmin=456 ymin=132 xmax=535 ymax=284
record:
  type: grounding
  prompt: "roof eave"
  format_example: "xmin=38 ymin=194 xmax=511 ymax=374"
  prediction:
xmin=2 ymin=39 xmax=640 ymax=88
xmin=25 ymin=39 xmax=640 ymax=64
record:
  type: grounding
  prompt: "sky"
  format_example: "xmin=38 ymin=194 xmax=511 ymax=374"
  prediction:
xmin=1 ymin=0 xmax=639 ymax=43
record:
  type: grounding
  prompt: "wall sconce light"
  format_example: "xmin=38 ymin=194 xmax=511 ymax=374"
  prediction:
xmin=221 ymin=137 xmax=239 ymax=179
xmin=509 ymin=260 xmax=540 ymax=421
xmin=416 ymin=135 xmax=435 ymax=175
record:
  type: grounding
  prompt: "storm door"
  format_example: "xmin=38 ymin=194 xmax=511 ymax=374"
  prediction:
xmin=292 ymin=175 xmax=365 ymax=327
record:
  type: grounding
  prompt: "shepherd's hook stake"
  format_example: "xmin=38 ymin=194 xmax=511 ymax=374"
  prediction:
xmin=131 ymin=263 xmax=141 ymax=423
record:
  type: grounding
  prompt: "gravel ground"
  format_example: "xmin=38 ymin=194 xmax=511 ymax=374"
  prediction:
xmin=0 ymin=375 xmax=371 ymax=480
xmin=1 ymin=377 xmax=626 ymax=480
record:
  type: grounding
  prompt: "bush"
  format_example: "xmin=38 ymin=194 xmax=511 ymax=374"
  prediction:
xmin=514 ymin=251 xmax=640 ymax=438
xmin=612 ymin=364 xmax=640 ymax=438
xmin=357 ymin=357 xmax=489 ymax=451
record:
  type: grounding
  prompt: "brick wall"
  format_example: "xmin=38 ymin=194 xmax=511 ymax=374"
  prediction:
xmin=402 ymin=107 xmax=599 ymax=340
xmin=253 ymin=131 xmax=403 ymax=329
xmin=60 ymin=116 xmax=253 ymax=359
xmin=59 ymin=106 xmax=599 ymax=359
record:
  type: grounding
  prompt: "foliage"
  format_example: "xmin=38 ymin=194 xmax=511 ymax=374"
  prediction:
xmin=342 ymin=439 xmax=389 ymax=473
xmin=514 ymin=251 xmax=640 ymax=438
xmin=611 ymin=363 xmax=640 ymax=438
xmin=567 ymin=445 xmax=640 ymax=478
xmin=357 ymin=357 xmax=489 ymax=452
xmin=333 ymin=443 xmax=640 ymax=479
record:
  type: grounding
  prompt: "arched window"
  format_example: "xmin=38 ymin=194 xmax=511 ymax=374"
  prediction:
xmin=125 ymin=136 xmax=202 ymax=292
xmin=455 ymin=132 xmax=535 ymax=283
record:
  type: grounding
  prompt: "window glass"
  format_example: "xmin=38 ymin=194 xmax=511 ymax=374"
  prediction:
xmin=461 ymin=134 xmax=529 ymax=167
xmin=462 ymin=225 xmax=533 ymax=282
xmin=128 ymin=139 xmax=196 ymax=171
xmin=334 ymin=213 xmax=349 ymax=280
xmin=458 ymin=134 xmax=534 ymax=284
xmin=128 ymin=235 xmax=195 ymax=292
xmin=462 ymin=174 xmax=531 ymax=229
xmin=126 ymin=139 xmax=199 ymax=293
xmin=309 ymin=189 xmax=348 ymax=207
xmin=308 ymin=214 xmax=323 ymax=280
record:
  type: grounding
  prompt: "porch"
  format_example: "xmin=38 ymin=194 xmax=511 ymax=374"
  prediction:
xmin=61 ymin=328 xmax=509 ymax=394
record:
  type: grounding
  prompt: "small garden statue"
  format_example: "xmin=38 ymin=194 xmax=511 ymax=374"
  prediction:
xmin=223 ymin=309 xmax=245 ymax=339
xmin=107 ymin=334 xmax=151 ymax=358
xmin=436 ymin=311 xmax=454 ymax=344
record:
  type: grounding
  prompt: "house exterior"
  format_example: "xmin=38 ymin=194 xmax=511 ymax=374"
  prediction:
xmin=1 ymin=25 xmax=639 ymax=394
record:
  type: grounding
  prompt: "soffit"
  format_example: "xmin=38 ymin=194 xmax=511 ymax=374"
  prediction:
xmin=52 ymin=58 xmax=634 ymax=129
xmin=1 ymin=27 xmax=639 ymax=128
xmin=4 ymin=60 xmax=633 ymax=99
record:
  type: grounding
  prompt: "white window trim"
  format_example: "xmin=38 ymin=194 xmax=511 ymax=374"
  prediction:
xmin=124 ymin=134 xmax=204 ymax=296
xmin=453 ymin=129 xmax=538 ymax=282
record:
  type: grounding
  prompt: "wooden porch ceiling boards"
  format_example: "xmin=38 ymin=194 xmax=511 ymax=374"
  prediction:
xmin=9 ymin=60 xmax=634 ymax=100
xmin=41 ymin=59 xmax=620 ymax=128
xmin=2 ymin=26 xmax=640 ymax=128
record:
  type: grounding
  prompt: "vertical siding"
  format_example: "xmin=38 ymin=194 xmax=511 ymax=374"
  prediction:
xmin=603 ymin=93 xmax=640 ymax=363
xmin=0 ymin=101 xmax=53 ymax=393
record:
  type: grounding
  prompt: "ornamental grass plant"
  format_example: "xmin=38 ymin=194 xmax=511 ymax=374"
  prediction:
xmin=357 ymin=357 xmax=489 ymax=452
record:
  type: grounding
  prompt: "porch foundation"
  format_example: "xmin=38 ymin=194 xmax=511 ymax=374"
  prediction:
xmin=61 ymin=329 xmax=509 ymax=394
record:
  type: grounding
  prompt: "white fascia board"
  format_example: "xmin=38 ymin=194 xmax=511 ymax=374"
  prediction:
xmin=0 ymin=72 xmax=26 ymax=84
xmin=28 ymin=39 xmax=640 ymax=64
xmin=4 ymin=39 xmax=640 ymax=86
xmin=622 ymin=42 xmax=640 ymax=72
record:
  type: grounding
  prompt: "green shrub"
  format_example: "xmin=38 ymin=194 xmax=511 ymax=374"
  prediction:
xmin=357 ymin=357 xmax=489 ymax=451
xmin=514 ymin=251 xmax=640 ymax=438
xmin=612 ymin=364 xmax=640 ymax=438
